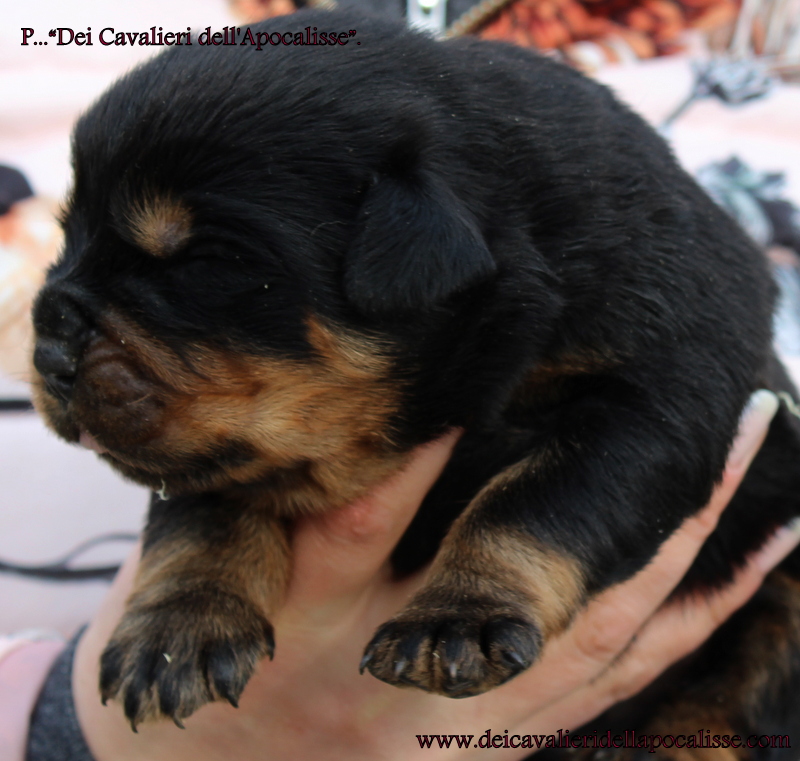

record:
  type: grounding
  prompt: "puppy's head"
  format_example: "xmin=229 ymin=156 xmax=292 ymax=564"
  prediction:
xmin=30 ymin=14 xmax=503 ymax=510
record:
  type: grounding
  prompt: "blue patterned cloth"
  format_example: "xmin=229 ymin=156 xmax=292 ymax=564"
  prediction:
xmin=695 ymin=157 xmax=800 ymax=359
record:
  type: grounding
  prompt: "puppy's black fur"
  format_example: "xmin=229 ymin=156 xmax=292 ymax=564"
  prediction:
xmin=31 ymin=10 xmax=800 ymax=754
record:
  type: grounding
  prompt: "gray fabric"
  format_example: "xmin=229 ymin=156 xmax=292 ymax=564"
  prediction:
xmin=26 ymin=627 xmax=96 ymax=761
xmin=334 ymin=0 xmax=406 ymax=20
xmin=316 ymin=0 xmax=482 ymax=29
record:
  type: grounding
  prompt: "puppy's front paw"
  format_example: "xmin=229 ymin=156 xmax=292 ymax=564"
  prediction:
xmin=360 ymin=595 xmax=541 ymax=697
xmin=100 ymin=585 xmax=274 ymax=729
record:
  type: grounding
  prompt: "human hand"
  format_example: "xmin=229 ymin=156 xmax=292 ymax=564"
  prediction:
xmin=73 ymin=389 xmax=795 ymax=760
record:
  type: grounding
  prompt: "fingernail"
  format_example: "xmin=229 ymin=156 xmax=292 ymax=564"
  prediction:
xmin=753 ymin=518 xmax=800 ymax=573
xmin=728 ymin=390 xmax=779 ymax=470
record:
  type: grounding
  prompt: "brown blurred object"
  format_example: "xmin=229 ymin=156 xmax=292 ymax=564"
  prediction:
xmin=480 ymin=0 xmax=740 ymax=68
xmin=0 ymin=196 xmax=62 ymax=383
xmin=230 ymin=0 xmax=800 ymax=76
xmin=229 ymin=0 xmax=297 ymax=22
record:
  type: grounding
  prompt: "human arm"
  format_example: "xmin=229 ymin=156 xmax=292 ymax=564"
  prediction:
xmin=72 ymin=389 xmax=795 ymax=760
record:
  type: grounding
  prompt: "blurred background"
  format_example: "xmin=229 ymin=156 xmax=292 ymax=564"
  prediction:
xmin=1 ymin=0 xmax=799 ymax=637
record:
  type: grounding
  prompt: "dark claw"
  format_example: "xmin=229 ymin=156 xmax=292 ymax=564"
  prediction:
xmin=214 ymin=675 xmax=241 ymax=709
xmin=100 ymin=594 xmax=275 ymax=727
xmin=393 ymin=658 xmax=408 ymax=677
xmin=99 ymin=643 xmax=123 ymax=701
xmin=158 ymin=673 xmax=180 ymax=719
xmin=359 ymin=650 xmax=373 ymax=674
xmin=264 ymin=624 xmax=276 ymax=660
xmin=500 ymin=649 xmax=528 ymax=670
xmin=124 ymin=688 xmax=141 ymax=729
xmin=206 ymin=643 xmax=244 ymax=707
xmin=481 ymin=617 xmax=540 ymax=671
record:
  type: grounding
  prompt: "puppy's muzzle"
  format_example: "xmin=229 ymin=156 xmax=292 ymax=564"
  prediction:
xmin=32 ymin=284 xmax=166 ymax=452
xmin=32 ymin=287 xmax=92 ymax=403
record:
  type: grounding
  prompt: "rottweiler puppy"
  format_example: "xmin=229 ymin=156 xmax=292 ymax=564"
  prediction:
xmin=30 ymin=9 xmax=800 ymax=755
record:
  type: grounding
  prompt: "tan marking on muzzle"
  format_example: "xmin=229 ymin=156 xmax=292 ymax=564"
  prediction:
xmin=63 ymin=311 xmax=407 ymax=512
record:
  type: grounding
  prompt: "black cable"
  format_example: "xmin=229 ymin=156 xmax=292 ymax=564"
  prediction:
xmin=0 ymin=532 xmax=139 ymax=582
xmin=0 ymin=399 xmax=34 ymax=412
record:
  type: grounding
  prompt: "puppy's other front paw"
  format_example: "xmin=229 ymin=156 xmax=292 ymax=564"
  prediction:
xmin=360 ymin=597 xmax=541 ymax=697
xmin=99 ymin=585 xmax=274 ymax=729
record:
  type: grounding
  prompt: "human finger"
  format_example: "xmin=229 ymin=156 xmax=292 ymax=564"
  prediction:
xmin=493 ymin=390 xmax=779 ymax=722
xmin=565 ymin=389 xmax=780 ymax=669
xmin=530 ymin=518 xmax=800 ymax=734
xmin=283 ymin=429 xmax=461 ymax=615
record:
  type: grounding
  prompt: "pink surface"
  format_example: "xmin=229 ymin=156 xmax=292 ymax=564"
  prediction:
xmin=0 ymin=637 xmax=64 ymax=761
xmin=0 ymin=412 xmax=147 ymax=636
xmin=595 ymin=56 xmax=800 ymax=204
xmin=1 ymin=0 xmax=236 ymax=200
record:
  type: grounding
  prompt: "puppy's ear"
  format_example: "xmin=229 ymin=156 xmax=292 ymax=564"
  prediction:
xmin=343 ymin=171 xmax=496 ymax=315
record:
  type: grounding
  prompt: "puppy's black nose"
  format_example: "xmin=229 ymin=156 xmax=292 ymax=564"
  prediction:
xmin=33 ymin=339 xmax=78 ymax=401
xmin=32 ymin=288 xmax=92 ymax=402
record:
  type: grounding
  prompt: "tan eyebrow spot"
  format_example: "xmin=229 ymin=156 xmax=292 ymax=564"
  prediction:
xmin=127 ymin=197 xmax=192 ymax=257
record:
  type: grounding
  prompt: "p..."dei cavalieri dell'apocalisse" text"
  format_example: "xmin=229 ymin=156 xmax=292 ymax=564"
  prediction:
xmin=21 ymin=26 xmax=359 ymax=48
